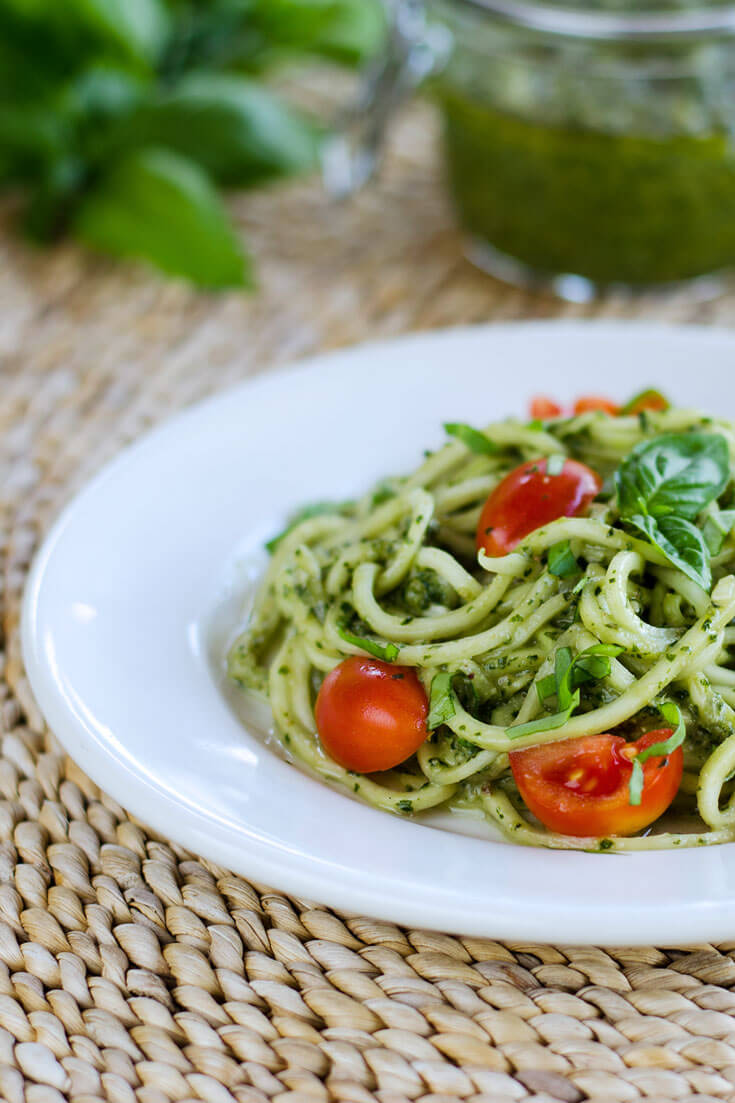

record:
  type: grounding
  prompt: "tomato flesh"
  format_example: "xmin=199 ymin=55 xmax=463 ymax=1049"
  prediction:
xmin=573 ymin=395 xmax=620 ymax=416
xmin=509 ymin=729 xmax=682 ymax=836
xmin=315 ymin=657 xmax=428 ymax=773
xmin=529 ymin=395 xmax=563 ymax=420
xmin=477 ymin=457 xmax=602 ymax=556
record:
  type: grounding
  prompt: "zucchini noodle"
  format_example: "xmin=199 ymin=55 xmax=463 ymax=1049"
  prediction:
xmin=228 ymin=404 xmax=735 ymax=852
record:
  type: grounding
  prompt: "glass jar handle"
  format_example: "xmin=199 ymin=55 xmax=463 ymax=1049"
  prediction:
xmin=322 ymin=0 xmax=451 ymax=197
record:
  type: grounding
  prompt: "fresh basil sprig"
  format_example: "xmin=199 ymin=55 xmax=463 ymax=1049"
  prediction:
xmin=0 ymin=0 xmax=383 ymax=287
xmin=615 ymin=432 xmax=730 ymax=589
xmin=628 ymin=701 xmax=686 ymax=806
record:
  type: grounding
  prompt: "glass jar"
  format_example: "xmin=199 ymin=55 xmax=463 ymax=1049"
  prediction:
xmin=327 ymin=0 xmax=735 ymax=297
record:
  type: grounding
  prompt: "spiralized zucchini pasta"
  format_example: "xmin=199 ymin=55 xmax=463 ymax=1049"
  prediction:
xmin=228 ymin=388 xmax=735 ymax=852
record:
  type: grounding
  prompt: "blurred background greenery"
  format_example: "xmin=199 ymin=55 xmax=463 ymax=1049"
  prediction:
xmin=1 ymin=0 xmax=384 ymax=288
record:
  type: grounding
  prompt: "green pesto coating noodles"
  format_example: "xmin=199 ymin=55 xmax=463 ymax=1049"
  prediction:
xmin=228 ymin=405 xmax=735 ymax=850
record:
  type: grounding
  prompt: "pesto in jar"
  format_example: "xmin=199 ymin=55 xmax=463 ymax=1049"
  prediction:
xmin=439 ymin=88 xmax=735 ymax=285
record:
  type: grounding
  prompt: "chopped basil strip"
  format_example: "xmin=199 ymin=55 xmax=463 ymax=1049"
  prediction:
xmin=548 ymin=539 xmax=578 ymax=577
xmin=554 ymin=647 xmax=575 ymax=710
xmin=427 ymin=671 xmax=456 ymax=730
xmin=338 ymin=628 xmax=399 ymax=663
xmin=572 ymin=649 xmax=621 ymax=684
xmin=620 ymin=388 xmax=670 ymax=415
xmin=507 ymin=690 xmax=580 ymax=740
xmin=546 ymin=453 xmax=565 ymax=476
xmin=266 ymin=499 xmax=353 ymax=553
xmin=444 ymin=422 xmax=498 ymax=455
xmin=531 ymin=643 xmax=624 ymax=723
xmin=536 ymin=672 xmax=558 ymax=704
xmin=628 ymin=701 xmax=686 ymax=806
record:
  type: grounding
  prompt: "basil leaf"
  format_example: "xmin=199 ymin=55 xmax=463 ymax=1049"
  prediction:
xmin=74 ymin=147 xmax=249 ymax=288
xmin=250 ymin=0 xmax=386 ymax=66
xmin=337 ymin=629 xmax=399 ymax=663
xmin=628 ymin=512 xmax=712 ymax=590
xmin=0 ymin=105 xmax=68 ymax=185
xmin=22 ymin=155 xmax=84 ymax=242
xmin=69 ymin=0 xmax=171 ymax=66
xmin=444 ymin=423 xmax=498 ymax=455
xmin=548 ymin=540 xmax=578 ymax=578
xmin=702 ymin=505 xmax=735 ymax=556
xmin=265 ymin=499 xmax=353 ymax=553
xmin=507 ymin=690 xmax=580 ymax=740
xmin=120 ymin=74 xmax=320 ymax=187
xmin=427 ymin=671 xmax=455 ymax=731
xmin=629 ymin=701 xmax=686 ymax=806
xmin=616 ymin=432 xmax=729 ymax=522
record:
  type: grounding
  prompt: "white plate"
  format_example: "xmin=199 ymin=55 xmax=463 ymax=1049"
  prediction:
xmin=22 ymin=322 xmax=735 ymax=945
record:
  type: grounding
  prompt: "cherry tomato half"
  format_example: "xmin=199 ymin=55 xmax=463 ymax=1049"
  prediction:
xmin=573 ymin=395 xmax=620 ymax=416
xmin=476 ymin=457 xmax=602 ymax=556
xmin=509 ymin=729 xmax=682 ymax=837
xmin=529 ymin=395 xmax=564 ymax=420
xmin=315 ymin=657 xmax=428 ymax=773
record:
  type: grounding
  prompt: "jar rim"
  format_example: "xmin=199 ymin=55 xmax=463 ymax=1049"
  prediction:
xmin=451 ymin=0 xmax=735 ymax=39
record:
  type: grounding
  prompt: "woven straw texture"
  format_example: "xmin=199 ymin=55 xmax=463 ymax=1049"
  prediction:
xmin=5 ymin=94 xmax=735 ymax=1103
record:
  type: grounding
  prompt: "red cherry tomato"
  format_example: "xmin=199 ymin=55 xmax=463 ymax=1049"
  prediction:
xmin=476 ymin=457 xmax=602 ymax=556
xmin=573 ymin=395 xmax=620 ymax=416
xmin=315 ymin=657 xmax=428 ymax=773
xmin=529 ymin=395 xmax=564 ymax=419
xmin=509 ymin=729 xmax=682 ymax=837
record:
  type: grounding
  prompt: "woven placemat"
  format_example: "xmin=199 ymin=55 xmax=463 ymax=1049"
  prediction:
xmin=5 ymin=92 xmax=735 ymax=1103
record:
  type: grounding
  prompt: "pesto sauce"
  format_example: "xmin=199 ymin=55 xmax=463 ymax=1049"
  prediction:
xmin=439 ymin=88 xmax=735 ymax=285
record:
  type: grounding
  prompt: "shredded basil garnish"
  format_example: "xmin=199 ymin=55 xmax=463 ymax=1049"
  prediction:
xmin=444 ymin=422 xmax=498 ymax=455
xmin=427 ymin=671 xmax=456 ymax=731
xmin=548 ymin=539 xmax=578 ymax=578
xmin=628 ymin=701 xmax=686 ymax=806
xmin=523 ymin=643 xmax=623 ymax=738
xmin=620 ymin=388 xmax=670 ymax=415
xmin=546 ymin=454 xmax=565 ymax=476
xmin=337 ymin=628 xmax=399 ymax=663
xmin=507 ymin=693 xmax=580 ymax=740
xmin=266 ymin=500 xmax=353 ymax=554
